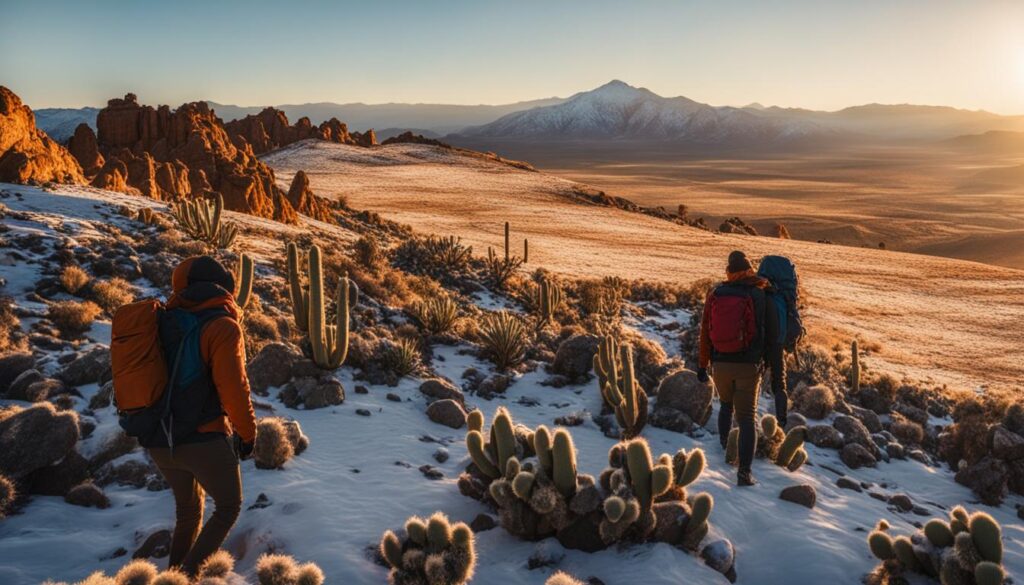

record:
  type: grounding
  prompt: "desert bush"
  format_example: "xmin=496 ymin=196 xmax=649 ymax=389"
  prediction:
xmin=382 ymin=336 xmax=421 ymax=378
xmin=0 ymin=296 xmax=26 ymax=353
xmin=60 ymin=265 xmax=91 ymax=295
xmin=48 ymin=300 xmax=102 ymax=338
xmin=242 ymin=310 xmax=280 ymax=357
xmin=577 ymin=279 xmax=623 ymax=317
xmin=790 ymin=383 xmax=836 ymax=420
xmin=64 ymin=482 xmax=110 ymax=509
xmin=380 ymin=512 xmax=476 ymax=585
xmin=197 ymin=550 xmax=234 ymax=579
xmin=0 ymin=473 xmax=14 ymax=519
xmin=91 ymin=278 xmax=136 ymax=316
xmin=412 ymin=296 xmax=460 ymax=335
xmin=393 ymin=234 xmax=472 ymax=278
xmin=890 ymin=414 xmax=924 ymax=446
xmin=484 ymin=246 xmax=523 ymax=289
xmin=154 ymin=230 xmax=208 ymax=257
xmin=353 ymin=234 xmax=384 ymax=270
xmin=478 ymin=311 xmax=528 ymax=370
xmin=680 ymin=277 xmax=718 ymax=308
xmin=253 ymin=417 xmax=304 ymax=470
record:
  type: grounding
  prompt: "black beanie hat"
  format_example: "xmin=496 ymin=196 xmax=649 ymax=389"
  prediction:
xmin=727 ymin=250 xmax=752 ymax=274
xmin=187 ymin=255 xmax=235 ymax=294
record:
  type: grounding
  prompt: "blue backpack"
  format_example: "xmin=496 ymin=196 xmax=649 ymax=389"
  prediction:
xmin=756 ymin=255 xmax=804 ymax=353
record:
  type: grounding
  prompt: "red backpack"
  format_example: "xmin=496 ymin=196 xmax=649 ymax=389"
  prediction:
xmin=707 ymin=290 xmax=756 ymax=353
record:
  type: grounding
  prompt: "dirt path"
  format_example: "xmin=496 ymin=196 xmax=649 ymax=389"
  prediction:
xmin=265 ymin=141 xmax=1024 ymax=392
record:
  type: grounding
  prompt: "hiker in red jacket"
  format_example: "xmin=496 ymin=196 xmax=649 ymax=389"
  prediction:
xmin=698 ymin=251 xmax=779 ymax=486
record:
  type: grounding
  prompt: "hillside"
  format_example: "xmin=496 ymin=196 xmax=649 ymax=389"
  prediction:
xmin=264 ymin=140 xmax=1024 ymax=393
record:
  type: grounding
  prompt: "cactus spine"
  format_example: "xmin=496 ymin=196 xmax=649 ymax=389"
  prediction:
xmin=535 ymin=276 xmax=563 ymax=324
xmin=851 ymin=339 xmax=860 ymax=392
xmin=235 ymin=253 xmax=254 ymax=311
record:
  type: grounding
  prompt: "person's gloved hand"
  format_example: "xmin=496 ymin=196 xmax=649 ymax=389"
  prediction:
xmin=234 ymin=435 xmax=254 ymax=461
xmin=697 ymin=368 xmax=710 ymax=384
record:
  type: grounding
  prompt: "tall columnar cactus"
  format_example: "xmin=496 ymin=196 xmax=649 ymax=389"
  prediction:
xmin=529 ymin=427 xmax=578 ymax=499
xmin=523 ymin=238 xmax=529 ymax=264
xmin=504 ymin=221 xmax=510 ymax=262
xmin=235 ymin=252 xmax=254 ymax=311
xmin=624 ymin=439 xmax=673 ymax=514
xmin=867 ymin=508 xmax=1005 ymax=585
xmin=286 ymin=242 xmax=309 ymax=332
xmin=534 ymin=276 xmax=563 ymax=325
xmin=466 ymin=407 xmax=517 ymax=480
xmin=171 ymin=194 xmax=238 ymax=249
xmin=594 ymin=337 xmax=648 ymax=439
xmin=851 ymin=339 xmax=860 ymax=393
xmin=774 ymin=426 xmax=808 ymax=471
xmin=380 ymin=512 xmax=476 ymax=585
xmin=306 ymin=245 xmax=358 ymax=370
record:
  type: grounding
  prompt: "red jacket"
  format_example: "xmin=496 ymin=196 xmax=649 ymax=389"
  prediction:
xmin=699 ymin=269 xmax=770 ymax=369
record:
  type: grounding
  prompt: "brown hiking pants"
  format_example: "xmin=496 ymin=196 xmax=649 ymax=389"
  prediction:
xmin=148 ymin=436 xmax=242 ymax=576
xmin=713 ymin=362 xmax=760 ymax=472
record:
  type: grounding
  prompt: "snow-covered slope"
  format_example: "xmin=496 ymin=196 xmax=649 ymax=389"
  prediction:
xmin=1 ymin=184 xmax=1021 ymax=585
xmin=456 ymin=80 xmax=824 ymax=143
xmin=33 ymin=107 xmax=100 ymax=143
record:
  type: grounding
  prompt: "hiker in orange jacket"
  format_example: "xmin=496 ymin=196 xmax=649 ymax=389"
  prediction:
xmin=145 ymin=256 xmax=257 ymax=576
xmin=697 ymin=250 xmax=779 ymax=486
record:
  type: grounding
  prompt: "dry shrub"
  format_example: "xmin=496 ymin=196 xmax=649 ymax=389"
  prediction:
xmin=60 ymin=265 xmax=91 ymax=294
xmin=256 ymin=553 xmax=298 ymax=585
xmin=91 ymin=278 xmax=136 ymax=316
xmin=114 ymin=559 xmax=159 ymax=585
xmin=198 ymin=550 xmax=235 ymax=579
xmin=680 ymin=277 xmax=717 ymax=308
xmin=890 ymin=414 xmax=924 ymax=445
xmin=154 ymin=229 xmax=208 ymax=257
xmin=254 ymin=418 xmax=294 ymax=470
xmin=787 ymin=344 xmax=842 ymax=389
xmin=296 ymin=563 xmax=325 ymax=585
xmin=382 ymin=336 xmax=422 ymax=378
xmin=353 ymin=235 xmax=384 ymax=271
xmin=0 ymin=296 xmax=26 ymax=353
xmin=48 ymin=300 xmax=102 ymax=338
xmin=412 ymin=296 xmax=460 ymax=335
xmin=576 ymin=279 xmax=623 ymax=317
xmin=242 ymin=298 xmax=280 ymax=356
xmin=478 ymin=311 xmax=528 ymax=370
xmin=152 ymin=570 xmax=190 ymax=585
xmin=791 ymin=383 xmax=836 ymax=420
xmin=0 ymin=473 xmax=15 ymax=519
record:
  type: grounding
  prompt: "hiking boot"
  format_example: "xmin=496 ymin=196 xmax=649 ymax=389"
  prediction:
xmin=737 ymin=470 xmax=757 ymax=487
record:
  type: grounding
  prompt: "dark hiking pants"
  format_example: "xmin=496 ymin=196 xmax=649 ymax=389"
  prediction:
xmin=713 ymin=362 xmax=759 ymax=473
xmin=148 ymin=436 xmax=242 ymax=576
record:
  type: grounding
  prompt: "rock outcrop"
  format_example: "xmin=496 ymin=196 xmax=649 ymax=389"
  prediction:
xmin=286 ymin=170 xmax=333 ymax=222
xmin=381 ymin=131 xmax=450 ymax=148
xmin=67 ymin=123 xmax=104 ymax=176
xmin=224 ymin=108 xmax=356 ymax=155
xmin=0 ymin=86 xmax=85 ymax=184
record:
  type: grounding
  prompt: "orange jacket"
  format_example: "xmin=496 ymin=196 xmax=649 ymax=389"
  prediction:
xmin=167 ymin=259 xmax=257 ymax=443
xmin=698 ymin=269 xmax=769 ymax=369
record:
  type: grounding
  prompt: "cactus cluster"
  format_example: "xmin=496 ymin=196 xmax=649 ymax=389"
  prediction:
xmin=464 ymin=407 xmax=531 ymax=481
xmin=867 ymin=507 xmax=1005 ymax=585
xmin=41 ymin=551 xmax=323 ymax=585
xmin=286 ymin=243 xmax=359 ymax=369
xmin=235 ymin=252 xmax=254 ymax=311
xmin=171 ymin=194 xmax=238 ymax=249
xmin=380 ymin=512 xmax=476 ymax=585
xmin=598 ymin=438 xmax=712 ymax=549
xmin=477 ymin=311 xmax=528 ymax=371
xmin=134 ymin=207 xmax=161 ymax=226
xmin=725 ymin=415 xmax=808 ymax=472
xmin=593 ymin=336 xmax=648 ymax=439
xmin=533 ymin=276 xmax=563 ymax=325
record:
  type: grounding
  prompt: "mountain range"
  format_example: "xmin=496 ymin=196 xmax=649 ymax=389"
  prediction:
xmin=34 ymin=80 xmax=1024 ymax=146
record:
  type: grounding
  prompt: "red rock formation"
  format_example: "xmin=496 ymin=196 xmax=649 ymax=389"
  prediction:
xmin=381 ymin=131 xmax=450 ymax=148
xmin=286 ymin=170 xmax=333 ymax=223
xmin=224 ymin=108 xmax=355 ymax=155
xmin=67 ymin=124 xmax=104 ymax=176
xmin=0 ymin=87 xmax=85 ymax=184
xmin=352 ymin=129 xmax=378 ymax=147
xmin=318 ymin=118 xmax=351 ymax=143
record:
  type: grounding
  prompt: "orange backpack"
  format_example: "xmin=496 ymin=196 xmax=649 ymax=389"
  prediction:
xmin=111 ymin=299 xmax=168 ymax=412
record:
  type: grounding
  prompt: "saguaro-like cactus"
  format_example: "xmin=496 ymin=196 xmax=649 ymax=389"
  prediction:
xmin=380 ymin=512 xmax=476 ymax=585
xmin=534 ymin=276 xmax=563 ymax=325
xmin=288 ymin=243 xmax=358 ymax=369
xmin=171 ymin=194 xmax=238 ymax=249
xmin=851 ymin=340 xmax=860 ymax=393
xmin=235 ymin=252 xmax=254 ymax=311
xmin=594 ymin=337 xmax=648 ymax=438
xmin=286 ymin=242 xmax=309 ymax=332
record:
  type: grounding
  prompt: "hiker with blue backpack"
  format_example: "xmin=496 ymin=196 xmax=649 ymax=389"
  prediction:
xmin=697 ymin=251 xmax=803 ymax=486
xmin=111 ymin=256 xmax=257 ymax=577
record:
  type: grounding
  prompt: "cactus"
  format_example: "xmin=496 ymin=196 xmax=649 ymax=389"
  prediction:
xmin=924 ymin=519 xmax=954 ymax=548
xmin=868 ymin=531 xmax=895 ymax=561
xmin=286 ymin=242 xmax=309 ymax=331
xmin=380 ymin=512 xmax=475 ymax=585
xmin=594 ymin=338 xmax=648 ymax=438
xmin=725 ymin=428 xmax=739 ymax=465
xmin=306 ymin=246 xmax=357 ymax=370
xmin=892 ymin=536 xmax=920 ymax=571
xmin=687 ymin=492 xmax=713 ymax=534
xmin=969 ymin=512 xmax=1002 ymax=564
xmin=523 ymin=238 xmax=529 ymax=264
xmin=504 ymin=221 xmax=510 ymax=262
xmin=850 ymin=340 xmax=860 ymax=393
xmin=466 ymin=407 xmax=517 ymax=480
xmin=171 ymin=194 xmax=238 ymax=249
xmin=624 ymin=438 xmax=673 ymax=514
xmin=672 ymin=448 xmax=706 ymax=489
xmin=974 ymin=561 xmax=1005 ymax=585
xmin=550 ymin=429 xmax=577 ymax=499
xmin=135 ymin=207 xmax=161 ymax=226
xmin=774 ymin=426 xmax=808 ymax=470
xmin=235 ymin=252 xmax=254 ymax=311
xmin=534 ymin=276 xmax=563 ymax=325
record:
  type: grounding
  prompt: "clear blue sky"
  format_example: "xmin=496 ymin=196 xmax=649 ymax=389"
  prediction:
xmin=3 ymin=0 xmax=1022 ymax=113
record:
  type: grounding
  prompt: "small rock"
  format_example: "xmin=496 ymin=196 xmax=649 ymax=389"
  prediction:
xmin=886 ymin=443 xmax=906 ymax=460
xmin=907 ymin=449 xmax=930 ymax=465
xmin=835 ymin=415 xmax=877 ymax=454
xmin=655 ymin=370 xmax=712 ymax=425
xmin=0 ymin=352 xmax=36 ymax=394
xmin=888 ymin=494 xmax=913 ymax=512
xmin=386 ymin=393 xmax=401 ymax=402
xmin=807 ymin=425 xmax=844 ymax=449
xmin=840 ymin=443 xmax=876 ymax=469
xmin=554 ymin=412 xmax=586 ymax=427
xmin=419 ymin=378 xmax=465 ymax=405
xmin=849 ymin=405 xmax=883 ymax=434
xmin=7 ymin=369 xmax=45 ymax=401
xmin=955 ymin=456 xmax=1008 ymax=505
xmin=354 ymin=385 xmax=369 ymax=394
xmin=527 ymin=539 xmax=565 ymax=569
xmin=247 ymin=493 xmax=272 ymax=510
xmin=59 ymin=346 xmax=111 ymax=387
xmin=470 ymin=513 xmax=496 ymax=532
xmin=133 ymin=529 xmax=172 ymax=559
xmin=649 ymin=407 xmax=694 ymax=434
xmin=786 ymin=412 xmax=807 ymax=431
xmin=433 ymin=448 xmax=449 ymax=463
xmin=419 ymin=465 xmax=444 ymax=480
xmin=356 ymin=409 xmax=372 ymax=417
xmin=992 ymin=426 xmax=1024 ymax=461
xmin=779 ymin=484 xmax=816 ymax=508
xmin=700 ymin=539 xmax=736 ymax=576
xmin=836 ymin=477 xmax=862 ymax=492
xmin=426 ymin=399 xmax=467 ymax=429
xmin=246 ymin=342 xmax=302 ymax=394
xmin=551 ymin=335 xmax=600 ymax=381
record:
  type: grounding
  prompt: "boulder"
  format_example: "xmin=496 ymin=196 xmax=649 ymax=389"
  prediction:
xmin=0 ymin=403 xmax=80 ymax=478
xmin=807 ymin=425 xmax=844 ymax=449
xmin=955 ymin=456 xmax=1008 ymax=505
xmin=992 ymin=426 xmax=1024 ymax=461
xmin=0 ymin=352 xmax=36 ymax=395
xmin=95 ymin=458 xmax=160 ymax=489
xmin=0 ymin=86 xmax=85 ymax=184
xmin=60 ymin=346 xmax=111 ymax=387
xmin=419 ymin=378 xmax=465 ymax=405
xmin=551 ymin=335 xmax=600 ymax=382
xmin=6 ymin=368 xmax=45 ymax=400
xmin=89 ymin=381 xmax=114 ymax=410
xmin=278 ymin=376 xmax=344 ymax=410
xmin=785 ymin=412 xmax=807 ymax=431
xmin=133 ymin=529 xmax=172 ymax=559
xmin=26 ymin=450 xmax=90 ymax=496
xmin=779 ymin=484 xmax=816 ymax=508
xmin=247 ymin=342 xmax=302 ymax=394
xmin=655 ymin=370 xmax=712 ymax=426
xmin=286 ymin=170 xmax=333 ymax=222
xmin=834 ymin=415 xmax=877 ymax=454
xmin=840 ymin=443 xmax=876 ymax=469
xmin=649 ymin=407 xmax=695 ymax=433
xmin=701 ymin=539 xmax=736 ymax=577
xmin=887 ymin=494 xmax=913 ymax=512
xmin=426 ymin=399 xmax=467 ymax=429
xmin=849 ymin=405 xmax=883 ymax=434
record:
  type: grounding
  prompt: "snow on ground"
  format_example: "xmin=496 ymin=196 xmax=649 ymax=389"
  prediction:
xmin=263 ymin=141 xmax=1024 ymax=393
xmin=0 ymin=184 xmax=1022 ymax=585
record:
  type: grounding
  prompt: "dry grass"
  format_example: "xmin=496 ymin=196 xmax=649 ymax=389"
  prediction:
xmin=47 ymin=300 xmax=102 ymax=338
xmin=91 ymin=278 xmax=136 ymax=316
xmin=0 ymin=296 xmax=26 ymax=353
xmin=890 ymin=414 xmax=924 ymax=445
xmin=59 ymin=265 xmax=90 ymax=295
